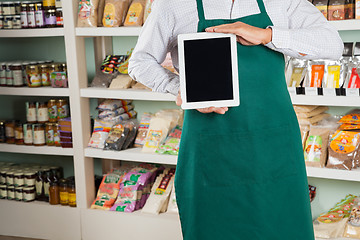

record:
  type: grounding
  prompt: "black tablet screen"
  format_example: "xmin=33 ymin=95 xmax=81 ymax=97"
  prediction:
xmin=184 ymin=37 xmax=234 ymax=103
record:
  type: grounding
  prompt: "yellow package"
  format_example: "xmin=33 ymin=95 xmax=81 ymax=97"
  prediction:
xmin=326 ymin=65 xmax=341 ymax=88
xmin=289 ymin=67 xmax=305 ymax=87
xmin=339 ymin=110 xmax=360 ymax=124
xmin=124 ymin=0 xmax=145 ymax=26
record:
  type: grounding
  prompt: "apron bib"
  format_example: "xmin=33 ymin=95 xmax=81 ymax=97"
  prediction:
xmin=175 ymin=0 xmax=315 ymax=239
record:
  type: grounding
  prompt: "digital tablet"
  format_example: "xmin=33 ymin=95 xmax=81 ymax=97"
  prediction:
xmin=178 ymin=32 xmax=239 ymax=110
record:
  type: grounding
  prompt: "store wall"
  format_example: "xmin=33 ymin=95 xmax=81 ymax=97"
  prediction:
xmin=0 ymin=29 xmax=358 ymax=218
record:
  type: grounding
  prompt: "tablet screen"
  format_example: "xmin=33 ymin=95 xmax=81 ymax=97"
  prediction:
xmin=184 ymin=37 xmax=234 ymax=103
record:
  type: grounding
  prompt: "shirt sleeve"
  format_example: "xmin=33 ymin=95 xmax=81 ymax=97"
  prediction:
xmin=265 ymin=0 xmax=344 ymax=60
xmin=128 ymin=0 xmax=180 ymax=95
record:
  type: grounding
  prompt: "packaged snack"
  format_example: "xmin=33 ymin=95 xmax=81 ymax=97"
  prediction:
xmin=134 ymin=113 xmax=153 ymax=147
xmin=346 ymin=0 xmax=355 ymax=19
xmin=122 ymin=119 xmax=139 ymax=150
xmin=356 ymin=0 xmax=360 ymax=19
xmin=98 ymin=105 xmax=134 ymax=119
xmin=156 ymin=125 xmax=182 ymax=155
xmin=143 ymin=0 xmax=154 ymax=22
xmin=338 ymin=123 xmax=360 ymax=130
xmin=97 ymin=0 xmax=105 ymax=26
xmin=77 ymin=0 xmax=100 ymax=27
xmin=295 ymin=106 xmax=329 ymax=118
xmin=286 ymin=58 xmax=307 ymax=88
xmin=155 ymin=109 xmax=184 ymax=128
xmin=142 ymin=168 xmax=175 ymax=214
xmin=328 ymin=0 xmax=346 ymax=20
xmin=131 ymin=81 xmax=152 ymax=90
xmin=103 ymin=123 xmax=128 ymax=151
xmin=102 ymin=0 xmax=130 ymax=27
xmin=326 ymin=130 xmax=360 ymax=170
xmin=102 ymin=110 xmax=137 ymax=124
xmin=300 ymin=125 xmax=310 ymax=150
xmin=167 ymin=182 xmax=178 ymax=214
xmin=88 ymin=119 xmax=114 ymax=149
xmin=310 ymin=63 xmax=325 ymax=87
xmin=343 ymin=198 xmax=360 ymax=238
xmin=298 ymin=113 xmax=331 ymax=125
xmin=313 ymin=0 xmax=329 ymax=18
xmin=304 ymin=125 xmax=332 ymax=167
xmin=50 ymin=72 xmax=68 ymax=88
xmin=293 ymin=105 xmax=319 ymax=113
xmin=346 ymin=63 xmax=360 ymax=89
xmin=97 ymin=99 xmax=132 ymax=111
xmin=124 ymin=0 xmax=146 ymax=26
xmin=101 ymin=55 xmax=127 ymax=74
xmin=142 ymin=117 xmax=172 ymax=153
xmin=325 ymin=63 xmax=342 ymax=88
xmin=117 ymin=49 xmax=133 ymax=74
xmin=91 ymin=173 xmax=123 ymax=210
xmin=338 ymin=109 xmax=360 ymax=124
xmin=109 ymin=74 xmax=133 ymax=89
xmin=90 ymin=71 xmax=116 ymax=88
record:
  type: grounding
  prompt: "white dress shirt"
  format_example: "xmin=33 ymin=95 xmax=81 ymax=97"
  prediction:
xmin=128 ymin=0 xmax=344 ymax=95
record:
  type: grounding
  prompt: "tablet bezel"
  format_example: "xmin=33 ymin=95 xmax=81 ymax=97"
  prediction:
xmin=178 ymin=32 xmax=239 ymax=110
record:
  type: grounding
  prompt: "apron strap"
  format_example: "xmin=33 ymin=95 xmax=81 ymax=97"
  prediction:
xmin=196 ymin=0 xmax=268 ymax=21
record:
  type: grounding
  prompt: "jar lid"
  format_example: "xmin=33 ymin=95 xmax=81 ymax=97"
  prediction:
xmin=0 ymin=16 xmax=4 ymax=19
xmin=13 ymin=172 xmax=23 ymax=176
xmin=2 ymin=2 xmax=15 ymax=4
xmin=39 ymin=64 xmax=49 ymax=68
xmin=56 ymin=7 xmax=62 ymax=10
xmin=49 ymin=99 xmax=56 ymax=103
xmin=7 ymin=186 xmax=14 ymax=189
xmin=14 ymin=15 xmax=21 ymax=19
xmin=4 ymin=15 xmax=14 ymax=19
xmin=29 ymin=61 xmax=37 ymax=64
xmin=24 ymin=171 xmax=36 ymax=176
xmin=15 ymin=187 xmax=23 ymax=190
xmin=11 ymin=63 xmax=21 ymax=66
xmin=23 ymin=186 xmax=35 ymax=190
xmin=27 ymin=65 xmax=39 ymax=70
xmin=6 ymin=171 xmax=15 ymax=175
xmin=37 ymin=61 xmax=45 ymax=64
xmin=45 ymin=122 xmax=53 ymax=126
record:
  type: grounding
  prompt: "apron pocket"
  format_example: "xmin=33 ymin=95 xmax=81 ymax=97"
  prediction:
xmin=198 ymin=125 xmax=300 ymax=187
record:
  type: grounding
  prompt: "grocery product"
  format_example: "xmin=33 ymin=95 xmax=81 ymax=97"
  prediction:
xmin=104 ymin=123 xmax=128 ymax=151
xmin=325 ymin=63 xmax=342 ymax=88
xmin=338 ymin=110 xmax=360 ymax=124
xmin=97 ymin=0 xmax=105 ymax=26
xmin=109 ymin=74 xmax=133 ymax=89
xmin=98 ymin=105 xmax=134 ymax=119
xmin=77 ymin=0 xmax=99 ymax=27
xmin=310 ymin=63 xmax=325 ymax=87
xmin=313 ymin=0 xmax=329 ymax=18
xmin=345 ymin=63 xmax=360 ymax=89
xmin=296 ymin=106 xmax=329 ymax=118
xmin=298 ymin=113 xmax=331 ymax=125
xmin=122 ymin=119 xmax=139 ymax=150
xmin=287 ymin=58 xmax=307 ymax=87
xmin=97 ymin=99 xmax=132 ymax=111
xmin=156 ymin=125 xmax=182 ymax=155
xmin=117 ymin=49 xmax=133 ymax=74
xmin=134 ymin=113 xmax=153 ymax=147
xmin=293 ymin=105 xmax=319 ymax=113
xmin=304 ymin=125 xmax=332 ymax=167
xmin=101 ymin=110 xmax=137 ymax=124
xmin=50 ymin=72 xmax=68 ymax=88
xmin=346 ymin=0 xmax=355 ymax=19
xmin=167 ymin=182 xmax=178 ymax=213
xmin=91 ymin=173 xmax=123 ymax=210
xmin=142 ymin=117 xmax=172 ymax=153
xmin=124 ymin=0 xmax=145 ymax=26
xmin=338 ymin=123 xmax=360 ymax=130
xmin=88 ymin=119 xmax=114 ymax=149
xmin=143 ymin=0 xmax=154 ymax=22
xmin=326 ymin=130 xmax=360 ymax=170
xmin=102 ymin=0 xmax=129 ymax=27
xmin=357 ymin=0 xmax=360 ymax=19
xmin=328 ymin=0 xmax=346 ymax=20
xmin=343 ymin=198 xmax=360 ymax=238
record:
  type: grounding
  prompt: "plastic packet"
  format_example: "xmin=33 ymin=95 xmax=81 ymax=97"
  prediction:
xmin=343 ymin=199 xmax=360 ymax=239
xmin=91 ymin=173 xmax=123 ymax=210
xmin=142 ymin=117 xmax=172 ymax=153
xmin=142 ymin=168 xmax=175 ymax=214
xmin=326 ymin=130 xmax=360 ymax=170
xmin=293 ymin=105 xmax=319 ymax=113
xmin=97 ymin=0 xmax=105 ymax=26
xmin=156 ymin=125 xmax=182 ymax=155
xmin=304 ymin=125 xmax=332 ymax=167
xmin=90 ymin=71 xmax=116 ymax=88
xmin=98 ymin=105 xmax=134 ymax=119
xmin=166 ymin=182 xmax=178 ymax=214
xmin=286 ymin=58 xmax=307 ymax=87
xmin=77 ymin=0 xmax=100 ymax=27
xmin=143 ymin=0 xmax=154 ymax=23
xmin=88 ymin=119 xmax=115 ymax=149
xmin=305 ymin=61 xmax=325 ymax=88
xmin=300 ymin=125 xmax=310 ymax=150
xmin=134 ymin=113 xmax=153 ymax=147
xmin=117 ymin=49 xmax=133 ymax=74
xmin=102 ymin=110 xmax=137 ymax=124
xmin=97 ymin=99 xmax=132 ymax=111
xmin=324 ymin=60 xmax=345 ymax=88
xmin=295 ymin=106 xmax=329 ymax=118
xmin=104 ymin=123 xmax=128 ymax=151
xmin=298 ymin=113 xmax=331 ymax=125
xmin=338 ymin=109 xmax=360 ymax=124
xmin=345 ymin=62 xmax=360 ymax=88
xmin=101 ymin=55 xmax=127 ymax=74
xmin=124 ymin=0 xmax=146 ymax=26
xmin=122 ymin=119 xmax=139 ymax=150
xmin=109 ymin=74 xmax=133 ymax=89
xmin=102 ymin=0 xmax=130 ymax=27
xmin=338 ymin=123 xmax=360 ymax=130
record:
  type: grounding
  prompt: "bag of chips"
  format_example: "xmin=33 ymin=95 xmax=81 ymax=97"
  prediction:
xmin=134 ymin=113 xmax=153 ymax=147
xmin=338 ymin=109 xmax=360 ymax=124
xmin=77 ymin=0 xmax=100 ymax=27
xmin=102 ymin=0 xmax=130 ymax=27
xmin=156 ymin=125 xmax=182 ymax=155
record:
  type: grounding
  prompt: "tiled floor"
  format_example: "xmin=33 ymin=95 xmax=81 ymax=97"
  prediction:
xmin=0 ymin=236 xmax=43 ymax=240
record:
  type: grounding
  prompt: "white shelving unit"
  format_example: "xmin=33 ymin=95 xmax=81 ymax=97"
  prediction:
xmin=0 ymin=87 xmax=70 ymax=96
xmin=1 ymin=1 xmax=360 ymax=239
xmin=0 ymin=144 xmax=73 ymax=156
xmin=0 ymin=28 xmax=65 ymax=38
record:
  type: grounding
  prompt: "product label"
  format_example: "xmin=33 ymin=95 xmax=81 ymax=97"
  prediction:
xmin=14 ymin=178 xmax=24 ymax=187
xmin=348 ymin=68 xmax=360 ymax=88
xmin=26 ymin=107 xmax=36 ymax=122
xmin=58 ymin=105 xmax=69 ymax=119
xmin=5 ymin=126 xmax=14 ymax=138
xmin=35 ymin=10 xmax=44 ymax=27
xmin=20 ymin=12 xmax=28 ymax=27
xmin=35 ymin=180 xmax=43 ymax=195
xmin=304 ymin=135 xmax=323 ymax=162
xmin=326 ymin=65 xmax=341 ymax=88
xmin=54 ymin=132 xmax=60 ymax=145
xmin=27 ymin=11 xmax=36 ymax=27
xmin=144 ymin=130 xmax=163 ymax=148
xmin=289 ymin=67 xmax=305 ymax=87
xmin=48 ymin=105 xmax=57 ymax=120
xmin=37 ymin=108 xmax=49 ymax=122
xmin=69 ymin=193 xmax=76 ymax=205
xmin=0 ymin=70 xmax=5 ymax=85
xmin=56 ymin=16 xmax=63 ymax=26
xmin=44 ymin=182 xmax=49 ymax=197
xmin=41 ymin=72 xmax=50 ymax=86
xmin=15 ymin=191 xmax=22 ymax=201
xmin=311 ymin=65 xmax=325 ymax=87
xmin=103 ymin=3 xmax=116 ymax=27
xmin=15 ymin=130 xmax=23 ymax=140
xmin=60 ymin=191 xmax=69 ymax=204
xmin=13 ymin=70 xmax=23 ymax=86
xmin=45 ymin=15 xmax=56 ymax=25
xmin=24 ymin=191 xmax=35 ymax=201
xmin=6 ymin=176 xmax=14 ymax=185
xmin=128 ymin=3 xmax=142 ymax=23
xmin=24 ymin=127 xmax=33 ymax=144
xmin=34 ymin=130 xmax=45 ymax=145
xmin=28 ymin=73 xmax=41 ymax=86
xmin=357 ymin=0 xmax=360 ymax=19
xmin=0 ymin=188 xmax=7 ymax=198
xmin=6 ymin=70 xmax=13 ymax=85
xmin=330 ymin=130 xmax=360 ymax=154
xmin=78 ymin=0 xmax=91 ymax=19
xmin=24 ymin=178 xmax=35 ymax=187
xmin=7 ymin=190 xmax=14 ymax=199
xmin=46 ymin=129 xmax=54 ymax=144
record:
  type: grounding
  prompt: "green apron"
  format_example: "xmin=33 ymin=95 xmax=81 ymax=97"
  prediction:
xmin=174 ymin=0 xmax=315 ymax=239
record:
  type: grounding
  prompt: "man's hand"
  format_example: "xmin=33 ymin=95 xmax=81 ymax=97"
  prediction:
xmin=176 ymin=92 xmax=228 ymax=114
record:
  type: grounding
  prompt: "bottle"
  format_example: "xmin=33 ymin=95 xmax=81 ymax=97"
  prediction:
xmin=37 ymin=102 xmax=49 ymax=123
xmin=35 ymin=170 xmax=46 ymax=201
xmin=45 ymin=122 xmax=54 ymax=146
xmin=26 ymin=102 xmax=37 ymax=123
xmin=68 ymin=180 xmax=76 ymax=207
xmin=49 ymin=181 xmax=60 ymax=205
xmin=53 ymin=123 xmax=61 ymax=147
xmin=39 ymin=64 xmax=50 ymax=86
xmin=35 ymin=2 xmax=45 ymax=28
xmin=5 ymin=120 xmax=16 ymax=144
xmin=27 ymin=3 xmax=36 ymax=28
xmin=33 ymin=124 xmax=45 ymax=146
xmin=47 ymin=99 xmax=57 ymax=123
xmin=0 ymin=121 xmax=6 ymax=143
xmin=14 ymin=123 xmax=24 ymax=145
xmin=44 ymin=170 xmax=52 ymax=202
xmin=23 ymin=123 xmax=33 ymax=145
xmin=26 ymin=65 xmax=41 ymax=87
xmin=57 ymin=99 xmax=69 ymax=119
xmin=59 ymin=179 xmax=68 ymax=205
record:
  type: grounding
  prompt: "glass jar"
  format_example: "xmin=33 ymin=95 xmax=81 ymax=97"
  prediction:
xmin=10 ymin=63 xmax=23 ymax=87
xmin=24 ymin=171 xmax=36 ymax=187
xmin=0 ymin=121 xmax=6 ymax=143
xmin=48 ymin=63 xmax=60 ymax=74
xmin=35 ymin=170 xmax=45 ymax=201
xmin=26 ymin=65 xmax=41 ymax=87
xmin=44 ymin=170 xmax=52 ymax=201
xmin=47 ymin=99 xmax=57 ymax=123
xmin=49 ymin=181 xmax=59 ymax=205
xmin=0 ymin=169 xmax=7 ymax=184
xmin=53 ymin=123 xmax=61 ymax=147
xmin=14 ymin=171 xmax=24 ymax=187
xmin=43 ymin=0 xmax=55 ymax=8
xmin=27 ymin=3 xmax=36 ymax=28
xmin=55 ymin=0 xmax=62 ymax=8
xmin=44 ymin=8 xmax=56 ymax=27
xmin=12 ymin=15 xmax=21 ymax=29
xmin=15 ymin=123 xmax=24 ymax=145
xmin=7 ymin=185 xmax=15 ymax=200
xmin=0 ymin=63 xmax=6 ymax=86
xmin=0 ymin=3 xmax=3 ymax=16
xmin=3 ymin=15 xmax=13 ymax=29
xmin=35 ymin=2 xmax=45 ymax=28
xmin=36 ymin=102 xmax=49 ymax=123
xmin=23 ymin=186 xmax=35 ymax=202
xmin=26 ymin=102 xmax=37 ymax=123
xmin=45 ymin=122 xmax=54 ymax=146
xmin=14 ymin=1 xmax=21 ymax=15
xmin=59 ymin=63 xmax=67 ymax=73
xmin=15 ymin=186 xmax=23 ymax=201
xmin=22 ymin=62 xmax=30 ymax=85
xmin=33 ymin=124 xmax=45 ymax=146
xmin=39 ymin=64 xmax=50 ymax=86
xmin=20 ymin=2 xmax=28 ymax=28
xmin=59 ymin=179 xmax=68 ymax=205
xmin=6 ymin=170 xmax=14 ymax=186
xmin=6 ymin=64 xmax=13 ymax=86
xmin=50 ymin=166 xmax=62 ymax=180
xmin=0 ymin=184 xmax=7 ymax=199
xmin=57 ymin=99 xmax=69 ymax=119
xmin=68 ymin=181 xmax=76 ymax=207
xmin=56 ymin=7 xmax=63 ymax=27
xmin=5 ymin=120 xmax=16 ymax=144
xmin=3 ymin=2 xmax=15 ymax=16
xmin=23 ymin=123 xmax=33 ymax=145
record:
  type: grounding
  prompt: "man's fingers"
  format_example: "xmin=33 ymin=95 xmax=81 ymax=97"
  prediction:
xmin=176 ymin=92 xmax=182 ymax=106
xmin=197 ymin=107 xmax=228 ymax=114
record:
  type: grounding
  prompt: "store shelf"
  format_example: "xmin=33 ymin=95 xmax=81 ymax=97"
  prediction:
xmin=0 ymin=200 xmax=81 ymax=240
xmin=0 ymin=28 xmax=65 ymax=38
xmin=75 ymin=27 xmax=142 ymax=37
xmin=330 ymin=19 xmax=360 ymax=31
xmin=0 ymin=144 xmax=73 ymax=156
xmin=81 ymin=209 xmax=181 ymax=240
xmin=0 ymin=87 xmax=70 ymax=96
xmin=290 ymin=94 xmax=360 ymax=107
xmin=80 ymin=88 xmax=176 ymax=101
xmin=85 ymin=148 xmax=177 ymax=165
xmin=306 ymin=167 xmax=360 ymax=182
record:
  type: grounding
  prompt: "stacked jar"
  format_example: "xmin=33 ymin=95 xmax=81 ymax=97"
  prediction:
xmin=1 ymin=1 xmax=21 ymax=29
